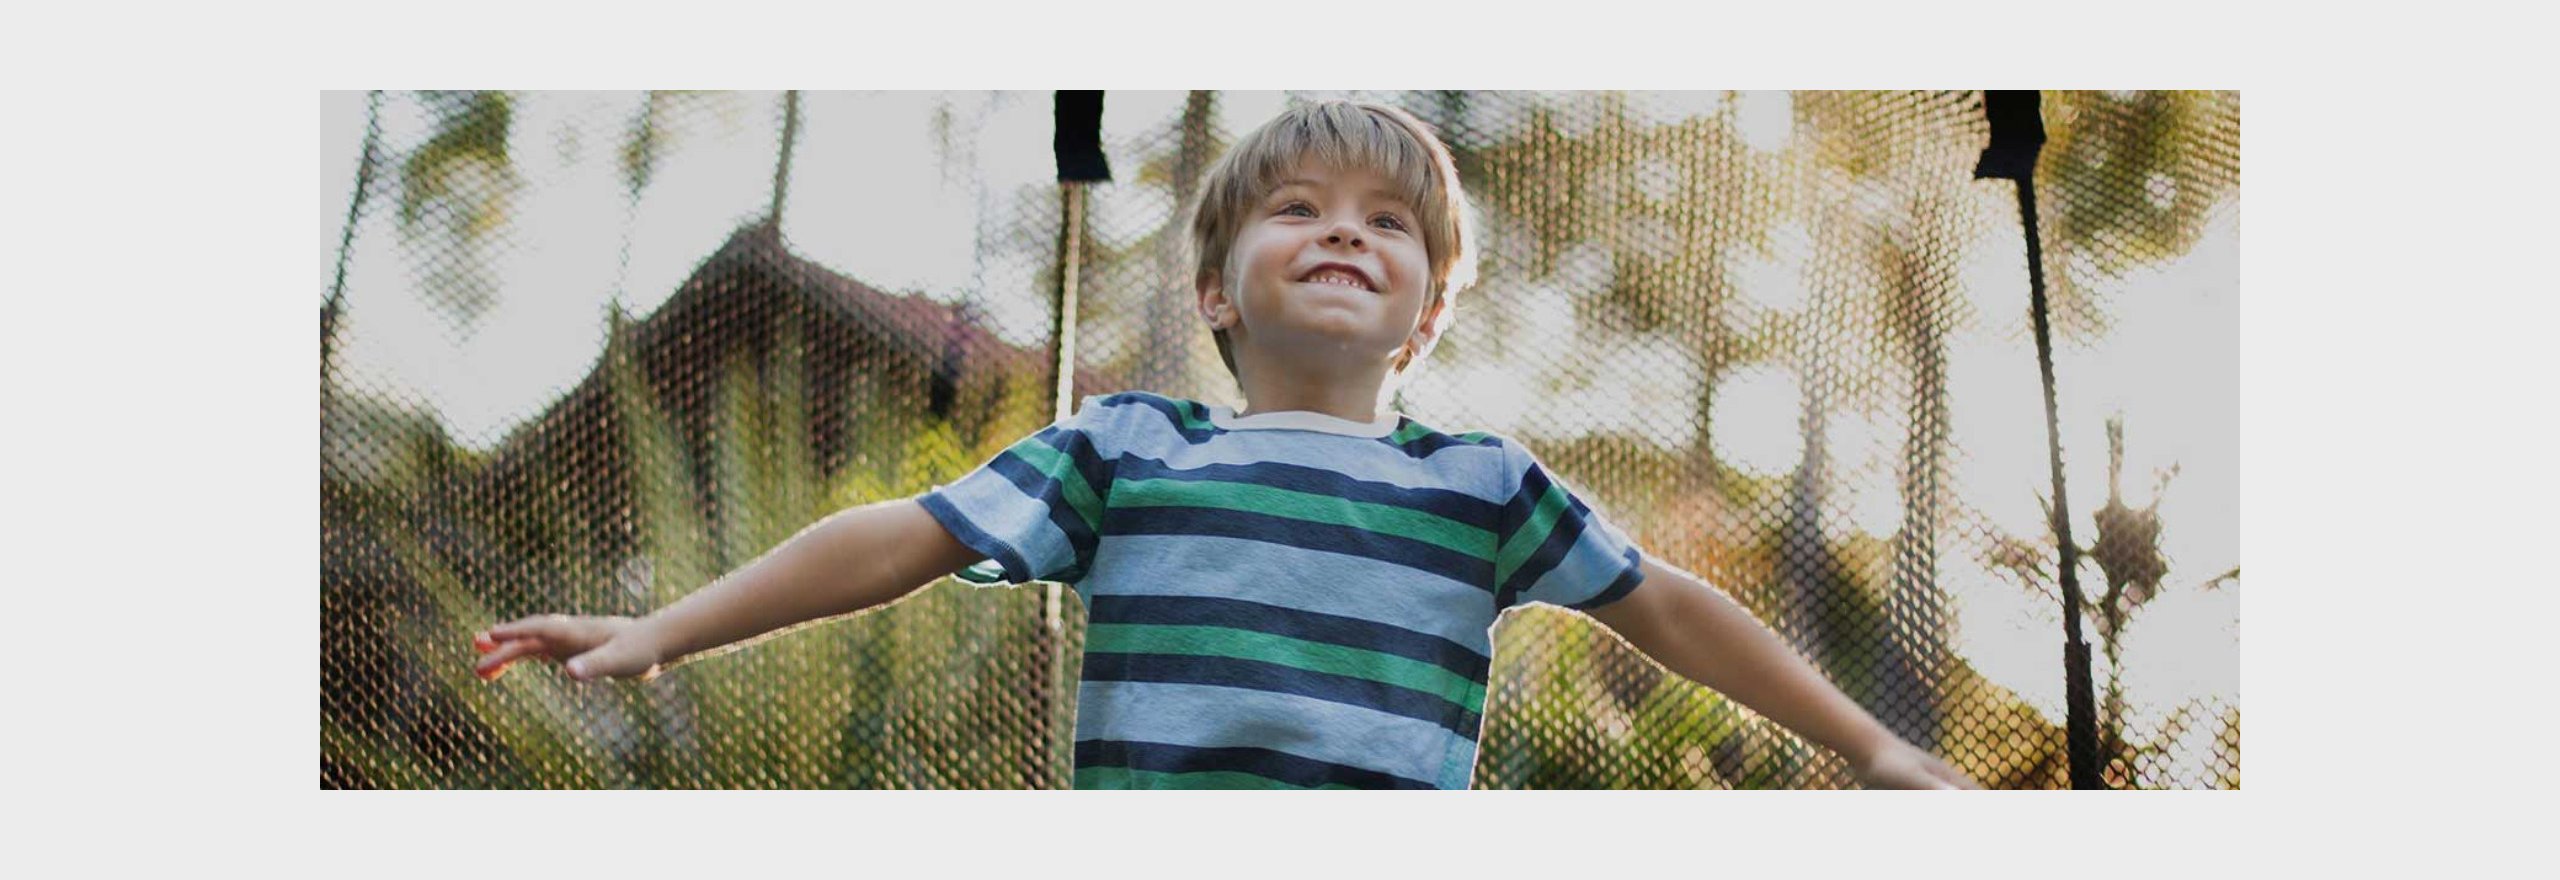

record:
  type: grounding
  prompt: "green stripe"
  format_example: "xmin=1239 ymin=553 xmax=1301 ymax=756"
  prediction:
xmin=1087 ymin=623 xmax=1488 ymax=709
xmin=1386 ymin=422 xmax=1489 ymax=447
xmin=1075 ymin=766 xmax=1354 ymax=790
xmin=1109 ymin=477 xmax=1494 ymax=561
xmin=1179 ymin=400 xmax=1215 ymax=433
xmin=1495 ymin=482 xmax=1572 ymax=585
xmin=1003 ymin=439 xmax=1103 ymax=532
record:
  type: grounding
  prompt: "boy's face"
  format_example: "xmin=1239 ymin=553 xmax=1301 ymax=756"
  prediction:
xmin=1201 ymin=161 xmax=1440 ymax=378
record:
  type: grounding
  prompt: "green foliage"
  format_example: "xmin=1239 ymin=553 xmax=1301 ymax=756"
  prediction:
xmin=385 ymin=522 xmax=632 ymax=788
xmin=2044 ymin=91 xmax=2239 ymax=279
xmin=1480 ymin=608 xmax=1828 ymax=789
xmin=398 ymin=91 xmax=515 ymax=229
xmin=321 ymin=298 xmax=1070 ymax=788
xmin=395 ymin=90 xmax=521 ymax=330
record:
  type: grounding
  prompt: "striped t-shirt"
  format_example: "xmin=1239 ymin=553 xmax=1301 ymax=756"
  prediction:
xmin=918 ymin=391 xmax=1647 ymax=790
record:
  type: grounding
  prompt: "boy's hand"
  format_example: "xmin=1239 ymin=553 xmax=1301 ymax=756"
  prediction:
xmin=471 ymin=615 xmax=662 ymax=683
xmin=1849 ymin=741 xmax=1981 ymax=790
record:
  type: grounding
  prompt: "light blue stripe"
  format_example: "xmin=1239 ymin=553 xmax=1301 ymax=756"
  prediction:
xmin=1106 ymin=405 xmax=1515 ymax=501
xmin=931 ymin=467 xmax=1079 ymax=587
xmin=1067 ymin=395 xmax=1138 ymax=459
xmin=1073 ymin=679 xmax=1478 ymax=787
xmin=1516 ymin=516 xmax=1643 ymax=609
xmin=1087 ymin=534 xmax=1499 ymax=656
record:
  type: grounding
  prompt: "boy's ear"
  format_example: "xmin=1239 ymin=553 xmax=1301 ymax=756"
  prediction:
xmin=1196 ymin=270 xmax=1232 ymax=329
xmin=1408 ymin=294 xmax=1450 ymax=350
xmin=1400 ymin=293 xmax=1451 ymax=369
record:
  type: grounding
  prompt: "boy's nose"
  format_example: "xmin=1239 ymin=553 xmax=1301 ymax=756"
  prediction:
xmin=1324 ymin=224 xmax=1365 ymax=248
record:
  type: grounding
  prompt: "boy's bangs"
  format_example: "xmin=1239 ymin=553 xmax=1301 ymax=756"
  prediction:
xmin=1238 ymin=105 xmax=1444 ymax=231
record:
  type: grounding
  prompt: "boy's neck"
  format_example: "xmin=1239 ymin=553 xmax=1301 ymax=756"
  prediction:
xmin=1232 ymin=359 xmax=1390 ymax=423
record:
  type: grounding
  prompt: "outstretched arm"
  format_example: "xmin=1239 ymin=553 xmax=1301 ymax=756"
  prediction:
xmin=1583 ymin=555 xmax=1979 ymax=789
xmin=474 ymin=497 xmax=983 ymax=681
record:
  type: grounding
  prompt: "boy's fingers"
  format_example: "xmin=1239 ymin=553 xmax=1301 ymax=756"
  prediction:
xmin=563 ymin=645 xmax=618 ymax=681
xmin=487 ymin=614 xmax=575 ymax=641
xmin=473 ymin=637 xmax=551 ymax=680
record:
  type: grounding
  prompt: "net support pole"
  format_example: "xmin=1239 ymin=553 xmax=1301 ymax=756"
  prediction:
xmin=1030 ymin=91 xmax=1110 ymax=787
xmin=323 ymin=90 xmax=385 ymax=387
xmin=1973 ymin=90 xmax=2102 ymax=790
xmin=1050 ymin=90 xmax=1110 ymax=635
xmin=769 ymin=90 xmax=803 ymax=230
xmin=1047 ymin=183 xmax=1085 ymax=635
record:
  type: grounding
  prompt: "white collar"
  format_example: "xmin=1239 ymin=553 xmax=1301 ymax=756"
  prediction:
xmin=1206 ymin=403 xmax=1401 ymax=439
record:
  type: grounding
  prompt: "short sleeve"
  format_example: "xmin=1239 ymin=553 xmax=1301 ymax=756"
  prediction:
xmin=918 ymin=398 xmax=1117 ymax=586
xmin=1492 ymin=439 xmax=1646 ymax=612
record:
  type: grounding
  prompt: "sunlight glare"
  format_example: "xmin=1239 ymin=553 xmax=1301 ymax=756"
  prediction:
xmin=1709 ymin=364 xmax=1804 ymax=477
xmin=1734 ymin=90 xmax=1793 ymax=153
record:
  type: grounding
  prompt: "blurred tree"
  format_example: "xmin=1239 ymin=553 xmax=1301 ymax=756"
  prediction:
xmin=398 ymin=91 xmax=518 ymax=335
xmin=2037 ymin=90 xmax=2242 ymax=341
xmin=1131 ymin=91 xmax=1217 ymax=390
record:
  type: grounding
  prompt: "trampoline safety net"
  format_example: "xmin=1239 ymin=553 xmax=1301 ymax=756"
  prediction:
xmin=321 ymin=90 xmax=2240 ymax=789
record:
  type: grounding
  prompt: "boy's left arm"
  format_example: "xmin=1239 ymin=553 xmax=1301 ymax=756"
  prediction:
xmin=1584 ymin=555 xmax=1981 ymax=790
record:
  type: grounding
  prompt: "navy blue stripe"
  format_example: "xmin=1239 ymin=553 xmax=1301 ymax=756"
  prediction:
xmin=1106 ymin=505 xmax=1494 ymax=593
xmin=1497 ymin=497 xmax=1590 ymax=610
xmin=1498 ymin=461 xmax=1563 ymax=547
xmin=1093 ymin=392 xmax=1219 ymax=443
xmin=1081 ymin=652 xmax=1482 ymax=739
xmin=917 ymin=491 xmax=1037 ymax=584
xmin=985 ymin=452 xmax=1096 ymax=579
xmin=1030 ymin=425 xmax=1116 ymax=510
xmin=1565 ymin=548 xmax=1647 ymax=610
xmin=1114 ymin=454 xmax=1501 ymax=530
xmin=1075 ymin=739 xmax=1433 ymax=790
xmin=1087 ymin=594 xmax=1490 ymax=685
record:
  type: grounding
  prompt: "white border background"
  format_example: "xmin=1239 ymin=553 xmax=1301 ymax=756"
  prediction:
xmin=10 ymin=0 xmax=2551 ymax=875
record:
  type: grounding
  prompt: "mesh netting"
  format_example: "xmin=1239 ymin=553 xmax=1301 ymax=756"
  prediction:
xmin=321 ymin=90 xmax=2239 ymax=789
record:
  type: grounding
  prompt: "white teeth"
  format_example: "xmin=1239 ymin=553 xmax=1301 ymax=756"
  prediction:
xmin=1304 ymin=271 xmax=1370 ymax=290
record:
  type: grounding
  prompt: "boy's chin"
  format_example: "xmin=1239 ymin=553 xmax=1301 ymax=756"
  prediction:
xmin=1270 ymin=309 xmax=1395 ymax=341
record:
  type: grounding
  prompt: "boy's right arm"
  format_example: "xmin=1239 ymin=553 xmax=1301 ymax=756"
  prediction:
xmin=472 ymin=497 xmax=983 ymax=681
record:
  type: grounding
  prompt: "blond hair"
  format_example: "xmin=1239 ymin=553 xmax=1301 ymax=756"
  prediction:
xmin=1187 ymin=99 xmax=1478 ymax=379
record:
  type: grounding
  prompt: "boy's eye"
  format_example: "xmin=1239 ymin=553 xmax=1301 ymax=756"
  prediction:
xmin=1275 ymin=201 xmax=1406 ymax=232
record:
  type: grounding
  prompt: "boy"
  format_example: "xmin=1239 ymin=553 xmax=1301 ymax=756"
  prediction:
xmin=473 ymin=99 xmax=1977 ymax=791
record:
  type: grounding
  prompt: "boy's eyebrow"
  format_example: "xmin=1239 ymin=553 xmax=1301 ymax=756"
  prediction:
xmin=1274 ymin=178 xmax=1413 ymax=207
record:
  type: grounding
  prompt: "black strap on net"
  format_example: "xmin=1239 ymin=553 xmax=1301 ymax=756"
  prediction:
xmin=1974 ymin=90 xmax=2102 ymax=790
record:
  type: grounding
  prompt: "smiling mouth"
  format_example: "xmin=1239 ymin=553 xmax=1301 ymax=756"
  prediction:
xmin=1298 ymin=265 xmax=1377 ymax=292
